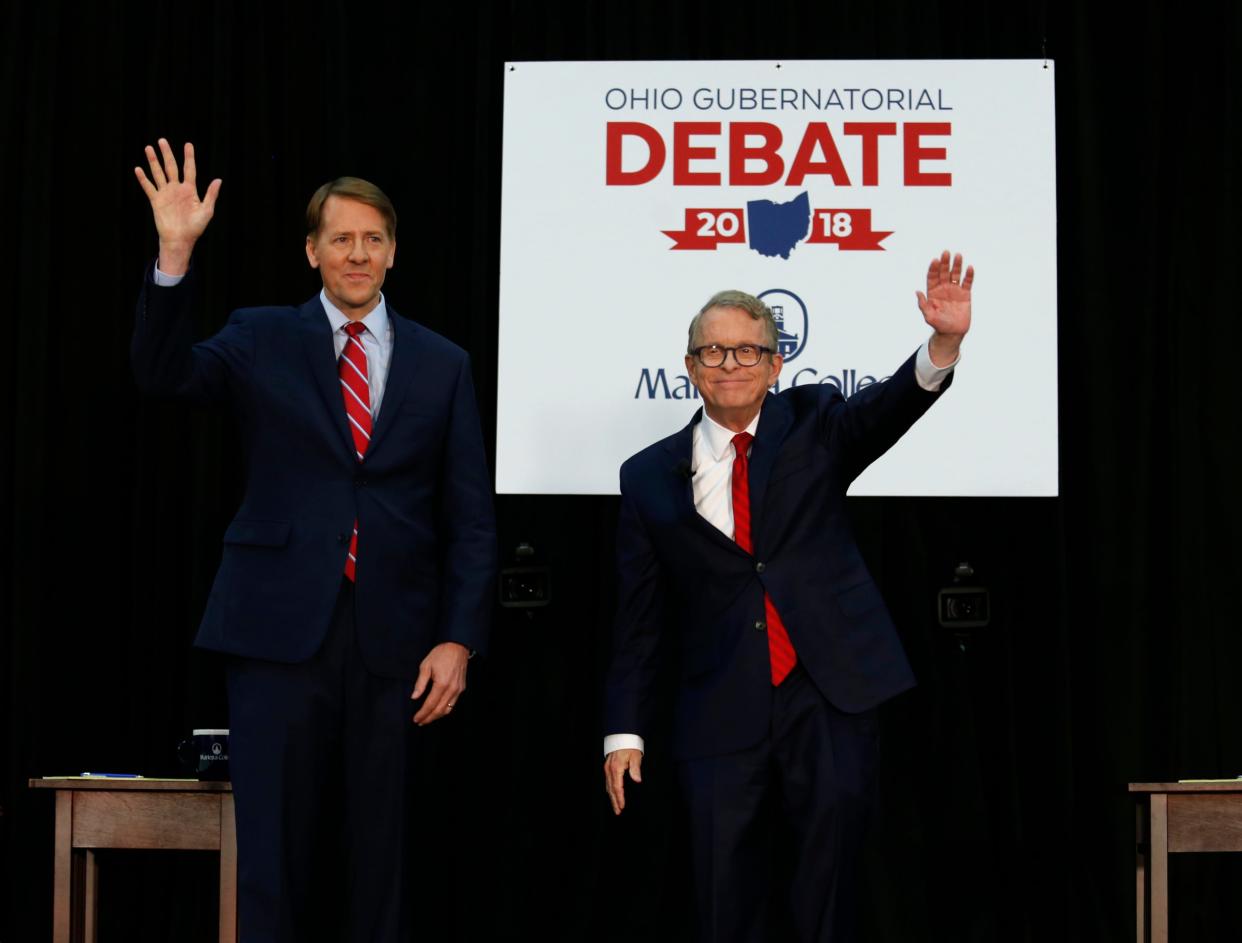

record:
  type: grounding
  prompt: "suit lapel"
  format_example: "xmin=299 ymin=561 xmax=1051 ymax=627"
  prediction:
xmin=367 ymin=310 xmax=418 ymax=456
xmin=298 ymin=297 xmax=355 ymax=458
xmin=664 ymin=409 xmax=750 ymax=557
xmin=747 ymin=392 xmax=793 ymax=548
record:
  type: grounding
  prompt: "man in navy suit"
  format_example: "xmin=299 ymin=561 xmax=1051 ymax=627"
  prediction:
xmin=603 ymin=255 xmax=973 ymax=942
xmin=131 ymin=139 xmax=496 ymax=942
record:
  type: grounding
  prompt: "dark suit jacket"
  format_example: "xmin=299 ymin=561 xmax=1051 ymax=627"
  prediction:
xmin=605 ymin=352 xmax=948 ymax=759
xmin=132 ymin=269 xmax=497 ymax=678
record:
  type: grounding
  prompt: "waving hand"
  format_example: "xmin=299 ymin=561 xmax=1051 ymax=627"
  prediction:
xmin=133 ymin=138 xmax=222 ymax=276
xmin=916 ymin=250 xmax=974 ymax=367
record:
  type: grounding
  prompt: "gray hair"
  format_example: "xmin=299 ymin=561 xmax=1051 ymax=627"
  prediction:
xmin=686 ymin=290 xmax=778 ymax=354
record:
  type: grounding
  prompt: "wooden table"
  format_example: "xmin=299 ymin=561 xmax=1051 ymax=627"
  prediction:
xmin=1130 ymin=781 xmax=1242 ymax=943
xmin=29 ymin=777 xmax=236 ymax=943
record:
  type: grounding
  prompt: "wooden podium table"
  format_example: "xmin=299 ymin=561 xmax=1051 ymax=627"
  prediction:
xmin=29 ymin=777 xmax=236 ymax=943
xmin=1130 ymin=781 xmax=1242 ymax=943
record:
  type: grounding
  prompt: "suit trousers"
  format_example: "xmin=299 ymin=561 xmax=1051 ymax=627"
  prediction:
xmin=226 ymin=581 xmax=415 ymax=943
xmin=677 ymin=665 xmax=879 ymax=943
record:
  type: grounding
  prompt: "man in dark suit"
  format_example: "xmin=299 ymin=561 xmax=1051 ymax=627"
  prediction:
xmin=603 ymin=254 xmax=973 ymax=942
xmin=131 ymin=139 xmax=497 ymax=942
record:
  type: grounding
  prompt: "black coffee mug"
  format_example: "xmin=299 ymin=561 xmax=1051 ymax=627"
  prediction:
xmin=176 ymin=728 xmax=230 ymax=780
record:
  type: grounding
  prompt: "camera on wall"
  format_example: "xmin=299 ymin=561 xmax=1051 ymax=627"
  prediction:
xmin=937 ymin=562 xmax=989 ymax=629
xmin=498 ymin=541 xmax=551 ymax=609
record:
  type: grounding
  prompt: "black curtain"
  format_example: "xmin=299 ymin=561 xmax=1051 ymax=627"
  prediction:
xmin=3 ymin=1 xmax=1241 ymax=940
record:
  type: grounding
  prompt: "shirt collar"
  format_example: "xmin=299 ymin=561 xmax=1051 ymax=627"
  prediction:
xmin=320 ymin=289 xmax=388 ymax=340
xmin=699 ymin=407 xmax=762 ymax=461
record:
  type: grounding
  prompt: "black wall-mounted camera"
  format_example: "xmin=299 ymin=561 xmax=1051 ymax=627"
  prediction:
xmin=498 ymin=541 xmax=551 ymax=609
xmin=937 ymin=562 xmax=989 ymax=629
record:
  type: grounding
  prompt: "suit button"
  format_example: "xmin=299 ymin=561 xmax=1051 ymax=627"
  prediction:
xmin=754 ymin=620 xmax=767 ymax=632
xmin=755 ymin=561 xmax=766 ymax=573
xmin=337 ymin=533 xmax=349 ymax=545
xmin=355 ymin=478 xmax=368 ymax=487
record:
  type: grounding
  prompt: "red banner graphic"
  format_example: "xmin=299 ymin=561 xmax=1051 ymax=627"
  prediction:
xmin=662 ymin=208 xmax=747 ymax=250
xmin=662 ymin=206 xmax=891 ymax=251
xmin=805 ymin=208 xmax=892 ymax=250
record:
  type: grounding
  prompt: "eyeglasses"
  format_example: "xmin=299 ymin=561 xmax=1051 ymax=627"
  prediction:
xmin=691 ymin=344 xmax=773 ymax=368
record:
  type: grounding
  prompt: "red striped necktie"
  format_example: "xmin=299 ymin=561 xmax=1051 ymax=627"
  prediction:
xmin=339 ymin=321 xmax=372 ymax=581
xmin=730 ymin=431 xmax=797 ymax=685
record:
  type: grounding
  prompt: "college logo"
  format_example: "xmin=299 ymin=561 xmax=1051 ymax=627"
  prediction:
xmin=758 ymin=289 xmax=809 ymax=363
xmin=633 ymin=285 xmax=887 ymax=399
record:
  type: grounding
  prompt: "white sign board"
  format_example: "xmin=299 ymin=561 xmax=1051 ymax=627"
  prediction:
xmin=498 ymin=60 xmax=1057 ymax=496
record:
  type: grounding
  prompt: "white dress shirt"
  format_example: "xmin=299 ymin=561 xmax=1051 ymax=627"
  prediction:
xmin=603 ymin=339 xmax=957 ymax=757
xmin=319 ymin=290 xmax=394 ymax=417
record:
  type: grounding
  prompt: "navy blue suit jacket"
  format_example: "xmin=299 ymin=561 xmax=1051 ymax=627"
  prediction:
xmin=605 ymin=352 xmax=948 ymax=759
xmin=132 ymin=270 xmax=497 ymax=678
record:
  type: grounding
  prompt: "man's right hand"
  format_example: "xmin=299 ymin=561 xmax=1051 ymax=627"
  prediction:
xmin=133 ymin=138 xmax=222 ymax=277
xmin=603 ymin=748 xmax=643 ymax=816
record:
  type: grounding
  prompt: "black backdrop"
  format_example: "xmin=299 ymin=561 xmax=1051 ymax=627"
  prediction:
xmin=4 ymin=1 xmax=1242 ymax=940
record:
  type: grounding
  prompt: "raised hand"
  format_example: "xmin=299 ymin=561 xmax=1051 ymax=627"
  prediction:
xmin=915 ymin=250 xmax=974 ymax=367
xmin=133 ymin=138 xmax=222 ymax=276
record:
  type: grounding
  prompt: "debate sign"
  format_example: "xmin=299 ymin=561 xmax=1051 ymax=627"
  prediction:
xmin=498 ymin=61 xmax=1057 ymax=496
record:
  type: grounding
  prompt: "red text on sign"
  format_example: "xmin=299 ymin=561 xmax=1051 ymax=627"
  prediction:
xmin=605 ymin=121 xmax=952 ymax=188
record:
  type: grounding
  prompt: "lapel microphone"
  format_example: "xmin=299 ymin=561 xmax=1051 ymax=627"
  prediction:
xmin=673 ymin=459 xmax=695 ymax=480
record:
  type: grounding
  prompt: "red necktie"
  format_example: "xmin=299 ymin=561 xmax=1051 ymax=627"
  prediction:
xmin=731 ymin=432 xmax=797 ymax=685
xmin=339 ymin=321 xmax=372 ymax=581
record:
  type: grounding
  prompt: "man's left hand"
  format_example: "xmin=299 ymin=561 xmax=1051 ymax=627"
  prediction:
xmin=411 ymin=642 xmax=470 ymax=725
xmin=916 ymin=250 xmax=974 ymax=367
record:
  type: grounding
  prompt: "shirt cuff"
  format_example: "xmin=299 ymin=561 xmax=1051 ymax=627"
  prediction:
xmin=915 ymin=338 xmax=957 ymax=392
xmin=604 ymin=733 xmax=645 ymax=757
xmin=152 ymin=261 xmax=185 ymax=287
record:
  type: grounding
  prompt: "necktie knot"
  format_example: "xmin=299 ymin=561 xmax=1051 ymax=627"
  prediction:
xmin=343 ymin=321 xmax=367 ymax=339
xmin=732 ymin=431 xmax=753 ymax=455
